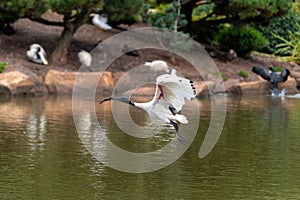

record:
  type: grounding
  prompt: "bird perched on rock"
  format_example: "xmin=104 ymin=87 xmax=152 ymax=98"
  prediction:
xmin=91 ymin=13 xmax=112 ymax=31
xmin=100 ymin=70 xmax=196 ymax=143
xmin=78 ymin=50 xmax=92 ymax=69
xmin=145 ymin=60 xmax=176 ymax=75
xmin=252 ymin=66 xmax=290 ymax=96
xmin=26 ymin=43 xmax=48 ymax=65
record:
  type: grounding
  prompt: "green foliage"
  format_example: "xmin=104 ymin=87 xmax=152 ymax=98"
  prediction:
xmin=0 ymin=1 xmax=47 ymax=26
xmin=46 ymin=0 xmax=103 ymax=15
xmin=192 ymin=25 xmax=222 ymax=44
xmin=237 ymin=70 xmax=249 ymax=78
xmin=227 ymin=0 xmax=293 ymax=20
xmin=272 ymin=66 xmax=284 ymax=72
xmin=215 ymin=26 xmax=268 ymax=58
xmin=161 ymin=31 xmax=192 ymax=51
xmin=143 ymin=1 xmax=187 ymax=30
xmin=254 ymin=10 xmax=300 ymax=54
xmin=292 ymin=0 xmax=300 ymax=16
xmin=104 ymin=0 xmax=143 ymax=24
xmin=143 ymin=1 xmax=191 ymax=51
xmin=214 ymin=71 xmax=228 ymax=81
xmin=192 ymin=2 xmax=215 ymax=21
xmin=273 ymin=25 xmax=300 ymax=63
xmin=0 ymin=62 xmax=7 ymax=73
xmin=192 ymin=0 xmax=293 ymax=25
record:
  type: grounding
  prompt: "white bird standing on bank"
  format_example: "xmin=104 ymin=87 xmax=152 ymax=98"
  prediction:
xmin=100 ymin=71 xmax=196 ymax=143
xmin=145 ymin=60 xmax=176 ymax=75
xmin=78 ymin=50 xmax=92 ymax=68
xmin=26 ymin=43 xmax=48 ymax=65
xmin=91 ymin=13 xmax=112 ymax=31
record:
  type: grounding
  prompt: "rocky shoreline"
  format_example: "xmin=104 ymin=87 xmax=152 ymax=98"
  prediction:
xmin=0 ymin=68 xmax=299 ymax=98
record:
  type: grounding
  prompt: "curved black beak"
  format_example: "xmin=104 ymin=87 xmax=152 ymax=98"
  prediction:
xmin=99 ymin=97 xmax=112 ymax=104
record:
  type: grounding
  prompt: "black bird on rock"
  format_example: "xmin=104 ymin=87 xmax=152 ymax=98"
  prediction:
xmin=252 ymin=66 xmax=290 ymax=96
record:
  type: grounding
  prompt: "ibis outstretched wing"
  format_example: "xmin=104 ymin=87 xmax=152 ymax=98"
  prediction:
xmin=155 ymin=73 xmax=196 ymax=112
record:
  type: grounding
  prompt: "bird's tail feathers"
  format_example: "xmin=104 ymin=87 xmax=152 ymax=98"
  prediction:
xmin=168 ymin=114 xmax=188 ymax=124
xmin=144 ymin=62 xmax=151 ymax=66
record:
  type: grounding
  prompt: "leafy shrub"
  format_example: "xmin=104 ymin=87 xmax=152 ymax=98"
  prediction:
xmin=104 ymin=0 xmax=143 ymax=24
xmin=254 ymin=10 xmax=300 ymax=54
xmin=0 ymin=1 xmax=47 ymax=27
xmin=292 ymin=1 xmax=300 ymax=16
xmin=0 ymin=62 xmax=7 ymax=73
xmin=237 ymin=70 xmax=249 ymax=78
xmin=143 ymin=1 xmax=187 ymax=30
xmin=143 ymin=2 xmax=192 ymax=51
xmin=272 ymin=66 xmax=284 ymax=72
xmin=193 ymin=25 xmax=223 ymax=44
xmin=214 ymin=71 xmax=227 ymax=81
xmin=215 ymin=26 xmax=268 ymax=58
xmin=273 ymin=25 xmax=300 ymax=63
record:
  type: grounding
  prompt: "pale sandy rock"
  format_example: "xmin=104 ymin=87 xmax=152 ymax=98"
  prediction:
xmin=279 ymin=77 xmax=297 ymax=94
xmin=0 ymin=71 xmax=38 ymax=96
xmin=45 ymin=70 xmax=114 ymax=95
xmin=227 ymin=81 xmax=270 ymax=95
xmin=290 ymin=70 xmax=300 ymax=87
xmin=193 ymin=81 xmax=215 ymax=98
xmin=228 ymin=77 xmax=297 ymax=95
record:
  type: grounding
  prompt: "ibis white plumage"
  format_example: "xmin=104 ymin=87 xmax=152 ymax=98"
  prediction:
xmin=145 ymin=60 xmax=176 ymax=75
xmin=91 ymin=13 xmax=112 ymax=31
xmin=100 ymin=71 xmax=196 ymax=143
xmin=26 ymin=43 xmax=48 ymax=65
xmin=78 ymin=50 xmax=92 ymax=68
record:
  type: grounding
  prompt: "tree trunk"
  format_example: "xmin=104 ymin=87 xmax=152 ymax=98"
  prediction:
xmin=51 ymin=24 xmax=76 ymax=64
xmin=50 ymin=8 xmax=91 ymax=64
xmin=181 ymin=0 xmax=196 ymax=33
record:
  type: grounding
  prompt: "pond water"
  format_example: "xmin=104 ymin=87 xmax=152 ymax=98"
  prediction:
xmin=0 ymin=95 xmax=300 ymax=200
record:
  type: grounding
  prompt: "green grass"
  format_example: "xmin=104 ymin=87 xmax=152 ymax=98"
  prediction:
xmin=271 ymin=66 xmax=283 ymax=72
xmin=214 ymin=71 xmax=228 ymax=81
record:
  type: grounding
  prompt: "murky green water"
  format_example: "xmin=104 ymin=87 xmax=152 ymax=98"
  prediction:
xmin=0 ymin=96 xmax=300 ymax=200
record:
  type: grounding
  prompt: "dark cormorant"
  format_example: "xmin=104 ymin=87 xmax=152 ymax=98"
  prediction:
xmin=252 ymin=66 xmax=290 ymax=96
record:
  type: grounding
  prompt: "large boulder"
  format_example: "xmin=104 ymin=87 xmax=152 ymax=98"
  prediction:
xmin=227 ymin=77 xmax=297 ymax=95
xmin=227 ymin=81 xmax=270 ymax=95
xmin=0 ymin=71 xmax=46 ymax=96
xmin=45 ymin=70 xmax=114 ymax=95
xmin=193 ymin=81 xmax=215 ymax=98
xmin=291 ymin=70 xmax=300 ymax=88
xmin=279 ymin=77 xmax=298 ymax=94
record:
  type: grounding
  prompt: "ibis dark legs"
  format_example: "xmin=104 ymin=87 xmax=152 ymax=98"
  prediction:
xmin=170 ymin=120 xmax=186 ymax=144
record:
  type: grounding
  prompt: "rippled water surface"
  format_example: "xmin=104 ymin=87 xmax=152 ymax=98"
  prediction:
xmin=0 ymin=96 xmax=300 ymax=199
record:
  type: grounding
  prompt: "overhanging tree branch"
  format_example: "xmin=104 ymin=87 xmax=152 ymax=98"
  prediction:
xmin=27 ymin=16 xmax=63 ymax=26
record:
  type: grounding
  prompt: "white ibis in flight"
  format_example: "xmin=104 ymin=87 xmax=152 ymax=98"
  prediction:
xmin=252 ymin=66 xmax=290 ymax=96
xmin=145 ymin=60 xmax=176 ymax=75
xmin=26 ymin=43 xmax=48 ymax=65
xmin=100 ymin=71 xmax=196 ymax=143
